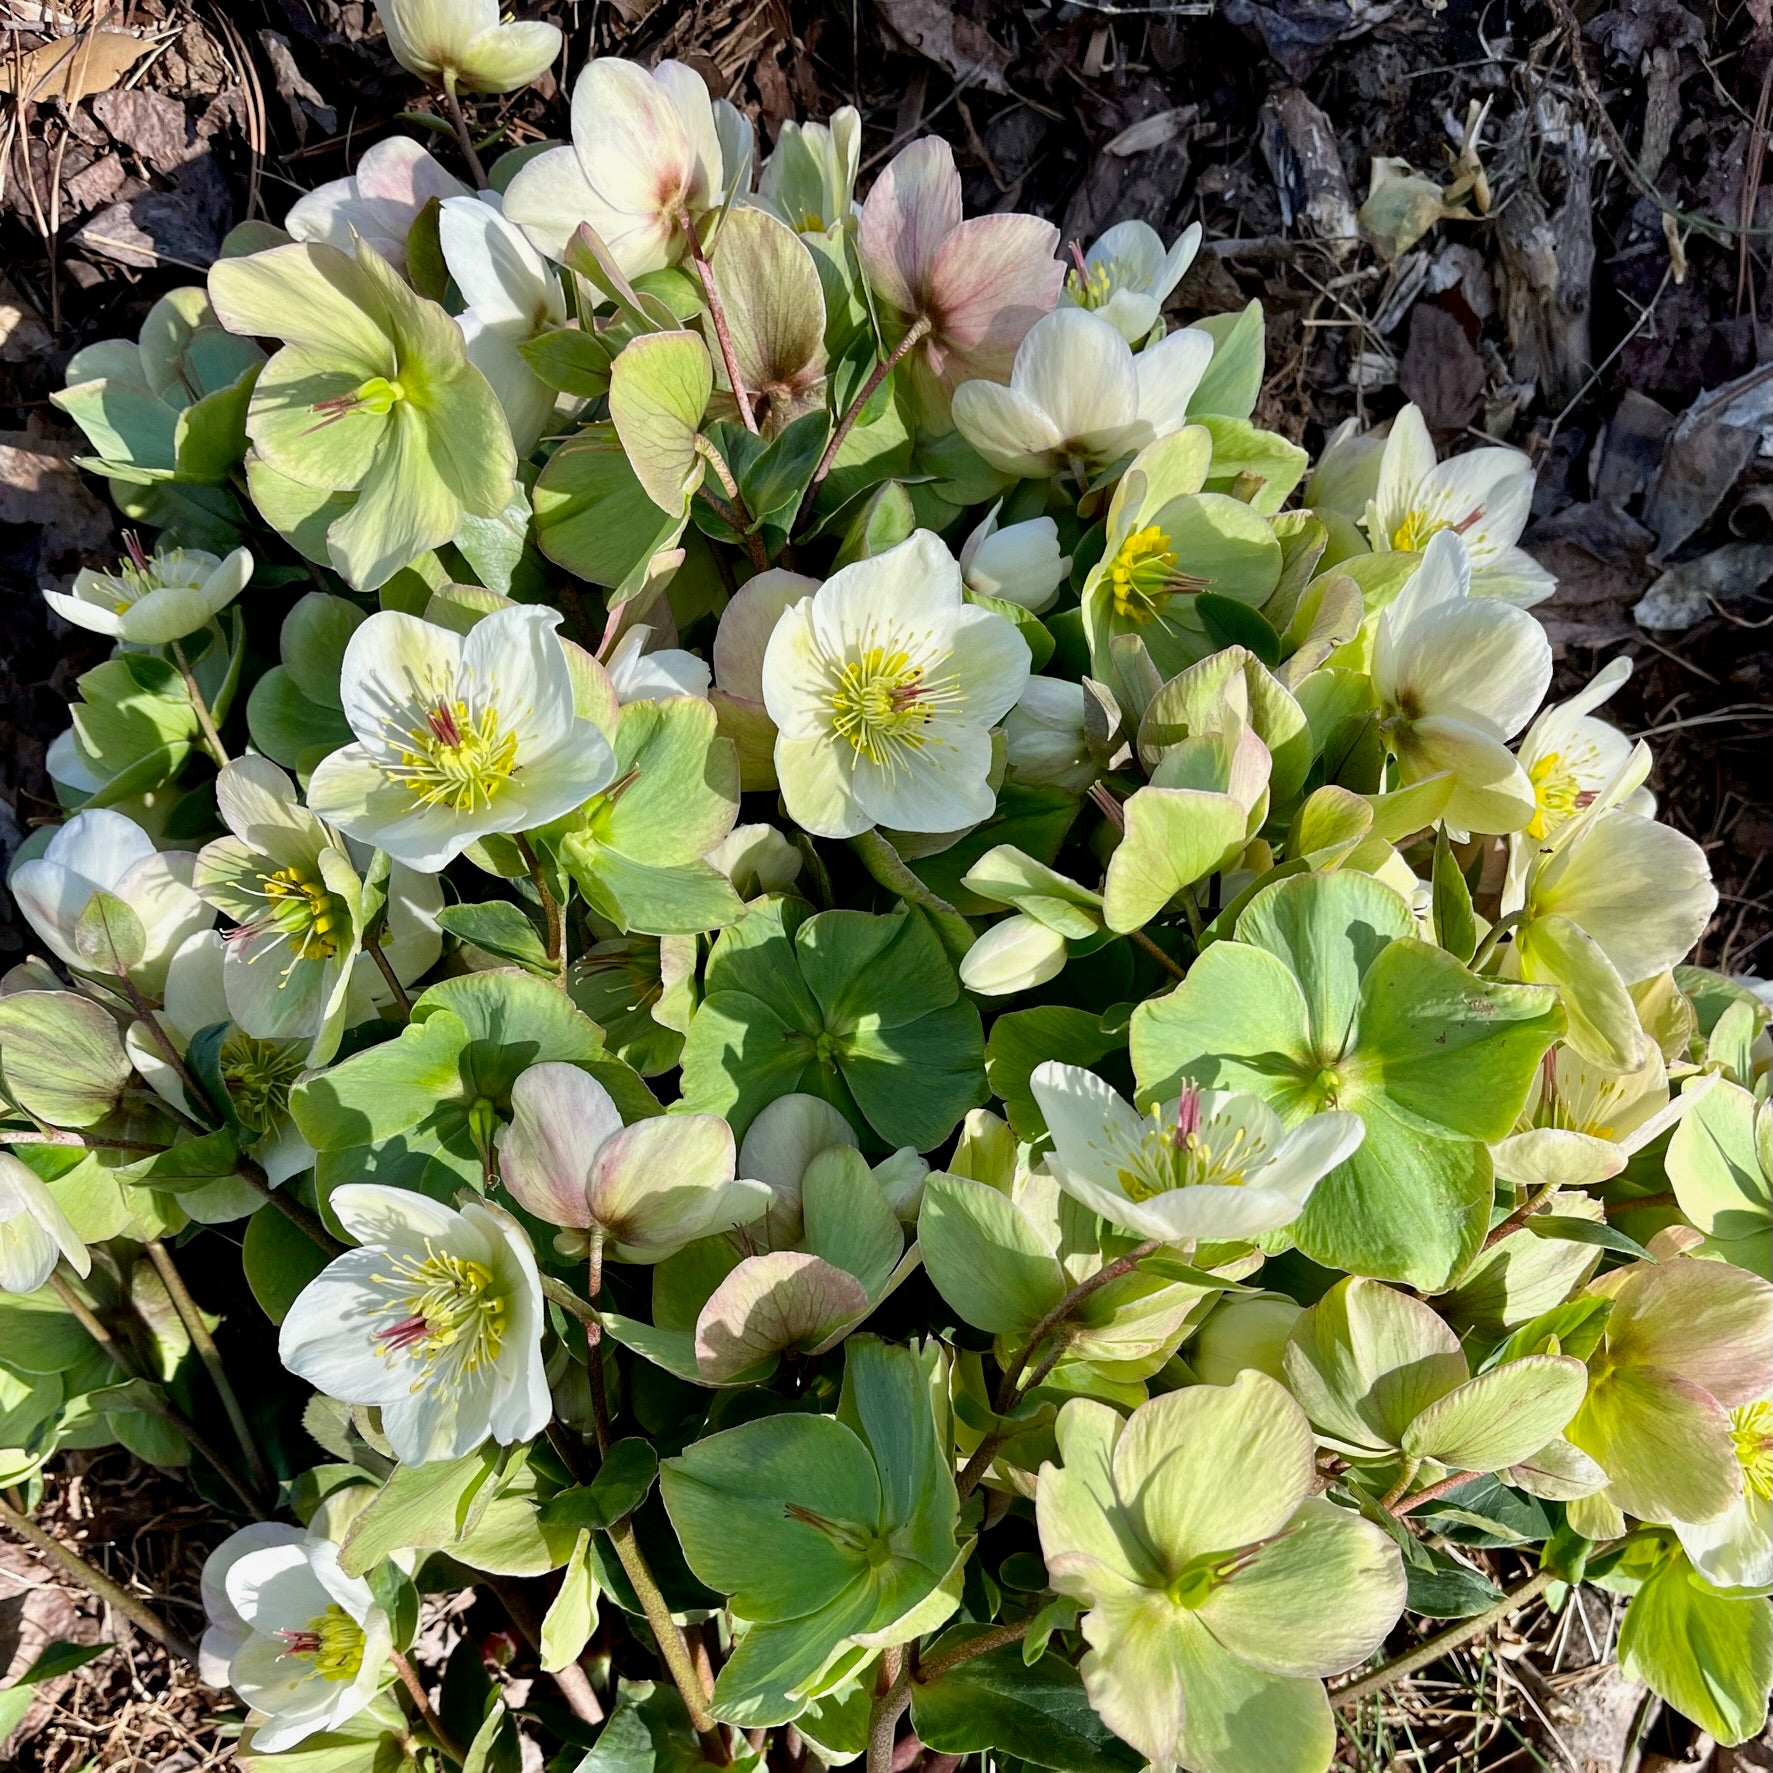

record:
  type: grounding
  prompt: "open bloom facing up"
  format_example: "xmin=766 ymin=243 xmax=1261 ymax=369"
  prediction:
xmin=44 ymin=541 xmax=252 ymax=647
xmin=1365 ymin=404 xmax=1555 ymax=607
xmin=10 ymin=808 xmax=213 ymax=996
xmin=959 ymin=502 xmax=1070 ymax=614
xmin=284 ymin=137 xmax=470 ymax=276
xmin=496 ymin=1063 xmax=769 ymax=1261
xmin=1512 ymin=657 xmax=1638 ymax=845
xmin=0 ymin=1154 xmax=90 ymax=1294
xmin=307 ymin=605 xmax=617 ymax=870
xmin=280 ymin=1184 xmax=550 ymax=1465
xmin=1371 ymin=529 xmax=1551 ymax=834
xmin=1031 ymin=1063 xmax=1365 ymax=1244
xmin=1037 ymin=1373 xmax=1406 ymax=1773
xmin=504 ymin=57 xmax=739 ymax=273
xmin=760 ymin=529 xmax=1030 ymax=838
xmin=1060 ymin=219 xmax=1202 ymax=343
xmin=376 ymin=0 xmax=562 ymax=94
xmin=203 ymin=1531 xmax=392 ymax=1752
xmin=952 ymin=307 xmax=1213 ymax=479
xmin=858 ymin=135 xmax=1063 ymax=390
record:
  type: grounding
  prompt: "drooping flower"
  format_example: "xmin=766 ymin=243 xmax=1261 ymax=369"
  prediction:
xmin=306 ymin=604 xmax=617 ymax=871
xmin=438 ymin=193 xmax=569 ymax=454
xmin=752 ymin=106 xmax=861 ymax=237
xmin=375 ymin=0 xmax=562 ymax=94
xmin=284 ymin=137 xmax=470 ymax=276
xmin=43 ymin=539 xmax=253 ymax=647
xmin=1370 ymin=528 xmax=1551 ymax=834
xmin=1512 ymin=656 xmax=1639 ymax=845
xmin=1365 ymin=403 xmax=1555 ymax=607
xmin=759 ymin=529 xmax=1030 ymax=839
xmin=857 ymin=135 xmax=1063 ymax=392
xmin=503 ymin=57 xmax=742 ymax=273
xmin=207 ymin=1534 xmax=393 ymax=1752
xmin=495 ymin=1062 xmax=769 ymax=1261
xmin=959 ymin=915 xmax=1070 ymax=996
xmin=280 ymin=1183 xmax=551 ymax=1465
xmin=1036 ymin=1372 xmax=1406 ymax=1773
xmin=1673 ymin=1393 xmax=1773 ymax=1589
xmin=10 ymin=808 xmax=214 ymax=996
xmin=952 ymin=307 xmax=1212 ymax=479
xmin=1060 ymin=220 xmax=1202 ymax=343
xmin=1003 ymin=676 xmax=1105 ymax=794
xmin=1030 ymin=1063 xmax=1365 ymax=1245
xmin=0 ymin=1154 xmax=91 ymax=1295
xmin=959 ymin=502 xmax=1070 ymax=614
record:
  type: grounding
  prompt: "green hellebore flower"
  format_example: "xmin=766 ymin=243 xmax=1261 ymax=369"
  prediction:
xmin=208 ymin=239 xmax=517 ymax=591
xmin=1036 ymin=1370 xmax=1405 ymax=1773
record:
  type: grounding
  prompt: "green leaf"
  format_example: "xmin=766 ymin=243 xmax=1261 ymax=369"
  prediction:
xmin=1196 ymin=591 xmax=1281 ymax=666
xmin=243 ymin=1202 xmax=332 ymax=1325
xmin=918 ymin=1172 xmax=1066 ymax=1336
xmin=540 ymin=1531 xmax=601 ymax=1672
xmin=73 ymin=890 xmax=146 ymax=975
xmin=1403 ymin=1558 xmax=1505 ymax=1619
xmin=739 ymin=410 xmax=830 ymax=526
xmin=1103 ymin=786 xmax=1247 ymax=933
xmin=0 ymin=992 xmax=134 ymax=1128
xmin=462 ymin=1699 xmax=521 ymax=1773
xmin=608 ymin=330 xmax=713 ymax=513
xmin=986 ymin=1006 xmax=1127 ymax=1142
xmin=247 ymin=667 xmax=354 ymax=774
xmin=291 ymin=1010 xmax=470 ymax=1151
xmin=438 ymin=901 xmax=552 ymax=971
xmin=339 ymin=1445 xmax=502 ymax=1577
xmin=366 ymin=1559 xmax=420 ymax=1650
xmin=517 ymin=327 xmax=612 ymax=397
xmin=1186 ymin=302 xmax=1265 ymax=421
xmin=1431 ymin=828 xmax=1477 ymax=965
xmin=541 ymin=1439 xmax=660 ymax=1532
xmin=1524 ymin=1214 xmax=1654 ymax=1261
xmin=533 ymin=426 xmax=687 ymax=587
xmin=570 ymin=1708 xmax=655 ymax=1773
xmin=1197 ymin=415 xmax=1309 ymax=514
xmin=583 ymin=697 xmax=740 ymax=867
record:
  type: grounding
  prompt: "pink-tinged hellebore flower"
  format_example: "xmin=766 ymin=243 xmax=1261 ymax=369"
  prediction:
xmin=284 ymin=137 xmax=470 ymax=276
xmin=857 ymin=135 xmax=1063 ymax=392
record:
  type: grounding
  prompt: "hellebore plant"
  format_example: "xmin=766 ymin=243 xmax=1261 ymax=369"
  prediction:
xmin=14 ymin=34 xmax=1773 ymax=1773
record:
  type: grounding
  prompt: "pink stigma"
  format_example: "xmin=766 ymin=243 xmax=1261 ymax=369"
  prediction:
xmin=426 ymin=702 xmax=463 ymax=747
xmin=1174 ymin=1084 xmax=1203 ymax=1144
xmin=378 ymin=1315 xmax=430 ymax=1352
xmin=278 ymin=1628 xmax=322 ymax=1657
xmin=1451 ymin=507 xmax=1485 ymax=535
xmin=1068 ymin=240 xmax=1091 ymax=280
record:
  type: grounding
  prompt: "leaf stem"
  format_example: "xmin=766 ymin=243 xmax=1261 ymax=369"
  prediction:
xmin=145 ymin=1238 xmax=271 ymax=1497
xmin=170 ymin=640 xmax=229 ymax=768
xmin=607 ymin=1516 xmax=728 ymax=1755
xmin=539 ymin=1273 xmax=602 ymax=1329
xmin=1481 ymin=1180 xmax=1559 ymax=1251
xmin=237 ymin=1157 xmax=345 ymax=1256
xmin=1332 ymin=1566 xmax=1556 ymax=1709
xmin=678 ymin=203 xmax=758 ymax=435
xmin=0 ymin=1491 xmax=199 ymax=1665
xmin=1469 ymin=910 xmax=1524 ymax=974
xmin=363 ymin=928 xmax=412 ymax=1018
xmin=1389 ymin=1468 xmax=1481 ymax=1518
xmin=795 ymin=314 xmax=932 ymax=533
xmin=392 ymin=1648 xmax=467 ymax=1763
xmin=866 ymin=1647 xmax=912 ymax=1773
xmin=1127 ymin=926 xmax=1188 ymax=982
xmin=514 ymin=834 xmax=566 ymax=982
xmin=1376 ymin=1456 xmax=1422 ymax=1512
xmin=915 ymin=1619 xmax=1030 ymax=1684
xmin=693 ymin=435 xmax=770 ymax=570
xmin=440 ymin=72 xmax=488 ymax=187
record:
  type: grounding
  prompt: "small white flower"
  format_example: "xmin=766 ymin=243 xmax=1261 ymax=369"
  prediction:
xmin=212 ymin=1536 xmax=393 ymax=1752
xmin=1003 ymin=676 xmax=1099 ymax=793
xmin=306 ymin=604 xmax=617 ymax=871
xmin=285 ymin=137 xmax=470 ymax=276
xmin=439 ymin=194 xmax=568 ymax=454
xmin=1371 ymin=529 xmax=1551 ymax=835
xmin=1365 ymin=403 xmax=1555 ymax=607
xmin=0 ymin=1153 xmax=90 ymax=1294
xmin=496 ymin=1063 xmax=768 ymax=1261
xmin=952 ymin=307 xmax=1213 ymax=479
xmin=199 ymin=1521 xmax=307 ymax=1688
xmin=280 ymin=1184 xmax=551 ymax=1465
xmin=44 ymin=542 xmax=252 ymax=647
xmin=375 ymin=0 xmax=562 ymax=94
xmin=753 ymin=106 xmax=861 ymax=237
xmin=1030 ymin=1062 xmax=1365 ymax=1244
xmin=9 ymin=808 xmax=214 ymax=996
xmin=959 ymin=502 xmax=1070 ymax=614
xmin=959 ymin=915 xmax=1068 ymax=996
xmin=1059 ymin=219 xmax=1201 ymax=343
xmin=760 ymin=529 xmax=1030 ymax=839
xmin=605 ymin=623 xmax=711 ymax=703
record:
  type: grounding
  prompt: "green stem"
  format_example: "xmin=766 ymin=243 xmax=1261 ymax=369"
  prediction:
xmin=1127 ymin=926 xmax=1188 ymax=982
xmin=1482 ymin=1180 xmax=1559 ymax=1251
xmin=693 ymin=435 xmax=770 ymax=571
xmin=144 ymin=1238 xmax=271 ymax=1498
xmin=1390 ymin=1468 xmax=1480 ymax=1518
xmin=848 ymin=828 xmax=975 ymax=968
xmin=915 ymin=1619 xmax=1030 ymax=1684
xmin=866 ymin=1647 xmax=912 ymax=1773
xmin=236 ymin=1157 xmax=345 ymax=1256
xmin=1376 ymin=1456 xmax=1422 ymax=1513
xmin=607 ymin=1518 xmax=726 ymax=1752
xmin=539 ymin=1273 xmax=602 ymax=1329
xmin=1332 ymin=1566 xmax=1557 ymax=1709
xmin=0 ymin=1492 xmax=199 ymax=1665
xmin=363 ymin=928 xmax=411 ymax=1018
xmin=1469 ymin=910 xmax=1524 ymax=974
xmin=169 ymin=640 xmax=229 ymax=768
xmin=440 ymin=72 xmax=488 ymax=187
xmin=514 ymin=834 xmax=566 ymax=983
xmin=585 ymin=1232 xmax=611 ymax=1457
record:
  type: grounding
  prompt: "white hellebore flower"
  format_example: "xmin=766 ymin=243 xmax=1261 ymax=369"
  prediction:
xmin=960 ymin=502 xmax=1070 ymax=614
xmin=605 ymin=623 xmax=711 ymax=703
xmin=1675 ymin=1395 xmax=1773 ymax=1590
xmin=496 ymin=1063 xmax=769 ymax=1261
xmin=10 ymin=807 xmax=214 ymax=996
xmin=0 ymin=1153 xmax=90 ymax=1294
xmin=960 ymin=915 xmax=1068 ymax=996
xmin=753 ymin=106 xmax=861 ymax=237
xmin=1004 ymin=676 xmax=1102 ymax=794
xmin=376 ymin=0 xmax=562 ymax=94
xmin=439 ymin=193 xmax=569 ymax=455
xmin=1060 ymin=219 xmax=1202 ymax=343
xmin=1030 ymin=1062 xmax=1365 ymax=1244
xmin=1371 ymin=529 xmax=1551 ymax=835
xmin=504 ymin=57 xmax=744 ymax=274
xmin=208 ymin=1535 xmax=392 ymax=1752
xmin=280 ymin=1184 xmax=550 ymax=1466
xmin=1366 ymin=403 xmax=1555 ymax=607
xmin=285 ymin=137 xmax=469 ymax=277
xmin=952 ymin=307 xmax=1213 ymax=479
xmin=44 ymin=541 xmax=252 ymax=647
xmin=199 ymin=1521 xmax=306 ymax=1688
xmin=760 ymin=529 xmax=1031 ymax=839
xmin=307 ymin=604 xmax=617 ymax=871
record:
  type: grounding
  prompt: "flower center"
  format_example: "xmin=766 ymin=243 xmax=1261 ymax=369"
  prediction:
xmin=1119 ymin=1087 xmax=1264 ymax=1201
xmin=1104 ymin=525 xmax=1209 ymax=624
xmin=308 ymin=375 xmax=406 ymax=429
xmin=1390 ymin=503 xmax=1483 ymax=554
xmin=394 ymin=698 xmax=522 ymax=813
xmin=1065 ymin=241 xmax=1119 ymax=310
xmin=1528 ymin=1050 xmax=1619 ymax=1140
xmin=261 ymin=864 xmax=344 ymax=960
xmin=1732 ymin=1401 xmax=1773 ymax=1502
xmin=1526 ymin=751 xmax=1592 ymax=842
xmin=278 ymin=1605 xmax=365 ymax=1682
xmin=829 ymin=647 xmax=957 ymax=773
xmin=219 ymin=1030 xmax=305 ymax=1136
xmin=1163 ymin=1540 xmax=1269 ymax=1609
xmin=373 ymin=1241 xmax=507 ymax=1381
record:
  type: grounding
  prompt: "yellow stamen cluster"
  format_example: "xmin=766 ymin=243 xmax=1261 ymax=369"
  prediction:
xmin=1066 ymin=257 xmax=1118 ymax=310
xmin=1119 ymin=1104 xmax=1264 ymax=1202
xmin=829 ymin=646 xmax=956 ymax=774
xmin=373 ymin=1241 xmax=508 ymax=1383
xmin=394 ymin=698 xmax=521 ymax=813
xmin=262 ymin=865 xmax=343 ymax=961
xmin=1105 ymin=525 xmax=1206 ymax=624
xmin=283 ymin=1605 xmax=366 ymax=1683
xmin=219 ymin=1030 xmax=305 ymax=1136
xmin=1732 ymin=1401 xmax=1773 ymax=1503
xmin=1526 ymin=751 xmax=1583 ymax=841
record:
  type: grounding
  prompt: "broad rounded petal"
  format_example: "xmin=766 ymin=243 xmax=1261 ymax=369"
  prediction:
xmin=502 ymin=144 xmax=604 ymax=263
xmin=571 ymin=58 xmax=692 ymax=222
xmin=1568 ymin=1363 xmax=1740 ymax=1524
xmin=1399 ymin=715 xmax=1537 ymax=836
xmin=331 ymin=1181 xmax=464 ymax=1249
xmin=1254 ymin=1110 xmax=1366 ymax=1203
xmin=1418 ymin=454 xmax=1535 ymax=560
xmin=208 ymin=243 xmax=394 ymax=376
xmin=201 ymin=1522 xmax=306 ymax=1657
xmin=1131 ymin=326 xmax=1214 ymax=436
xmin=226 ymin=1541 xmax=332 ymax=1631
xmin=652 ymin=60 xmax=723 ymax=208
xmin=222 ymin=938 xmax=333 ymax=1044
xmin=9 ymin=859 xmax=88 ymax=966
xmin=1038 ymin=1397 xmax=1155 ymax=1593
xmin=44 ymin=806 xmax=156 ymax=888
xmin=775 ymin=734 xmax=868 ymax=838
xmin=1031 ymin=1062 xmax=1152 ymax=1197
xmin=694 ymin=1250 xmax=866 ymax=1381
xmin=738 ymin=1092 xmax=857 ymax=1246
xmin=1074 ymin=1588 xmax=1193 ymax=1772
xmin=759 ymin=598 xmax=833 ymax=738
xmin=1114 ymin=1371 xmax=1315 ymax=1562
xmin=457 ymin=20 xmax=562 ymax=94
xmin=380 ymin=1374 xmax=497 ymax=1466
xmin=1012 ymin=310 xmax=1137 ymax=448
xmin=853 ymin=714 xmax=997 ymax=834
xmin=715 ymin=568 xmax=816 ymax=703
xmin=501 ymin=1063 xmax=619 ymax=1217
xmin=1382 ymin=581 xmax=1552 ymax=739
xmin=277 ymin=1250 xmax=413 ymax=1407
xmin=857 ymin=135 xmax=962 ymax=314
xmin=1516 ymin=913 xmax=1648 ymax=1074
xmin=1677 ymin=1486 xmax=1773 ymax=1591
xmin=1172 ymin=1619 xmax=1337 ymax=1773
xmin=214 ymin=752 xmax=313 ymax=853
xmin=959 ymin=914 xmax=1068 ymax=996
xmin=945 ymin=601 xmax=1033 ymax=725
xmin=1473 ymin=545 xmax=1558 ymax=608
xmin=507 ymin=723 xmax=619 ymax=828
xmin=1200 ymin=1497 xmax=1405 ymax=1678
xmin=1370 ymin=403 xmax=1438 ymax=540
xmin=803 ymin=530 xmax=966 ymax=663
xmin=337 ymin=610 xmax=466 ymax=762
xmin=926 ymin=212 xmax=1063 ymax=381
xmin=43 ymin=587 xmax=123 ymax=638
xmin=461 ymin=604 xmax=575 ymax=751
xmin=440 ymin=195 xmax=560 ymax=328
xmin=1607 ymin=1259 xmax=1773 ymax=1407
xmin=306 ymin=747 xmax=479 ymax=872
xmin=950 ymin=377 xmax=1063 ymax=476
xmin=587 ymin=1112 xmax=739 ymax=1249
